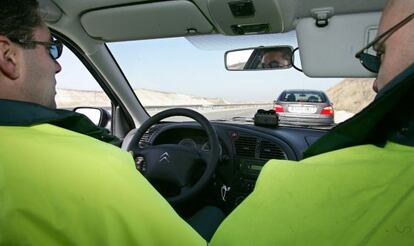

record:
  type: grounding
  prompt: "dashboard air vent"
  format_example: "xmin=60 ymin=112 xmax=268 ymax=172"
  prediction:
xmin=235 ymin=135 xmax=257 ymax=157
xmin=259 ymin=140 xmax=287 ymax=160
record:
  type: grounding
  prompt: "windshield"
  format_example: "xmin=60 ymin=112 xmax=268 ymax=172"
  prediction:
xmin=107 ymin=32 xmax=373 ymax=128
xmin=277 ymin=91 xmax=327 ymax=103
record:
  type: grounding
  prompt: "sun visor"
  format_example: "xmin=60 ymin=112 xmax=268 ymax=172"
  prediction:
xmin=38 ymin=0 xmax=62 ymax=23
xmin=208 ymin=0 xmax=284 ymax=35
xmin=296 ymin=12 xmax=381 ymax=78
xmin=80 ymin=0 xmax=213 ymax=41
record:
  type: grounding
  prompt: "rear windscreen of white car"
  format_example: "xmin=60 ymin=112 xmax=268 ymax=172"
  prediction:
xmin=278 ymin=91 xmax=327 ymax=103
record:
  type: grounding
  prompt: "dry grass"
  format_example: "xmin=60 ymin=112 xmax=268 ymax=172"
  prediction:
xmin=57 ymin=79 xmax=377 ymax=113
xmin=55 ymin=88 xmax=227 ymax=108
xmin=326 ymin=78 xmax=376 ymax=113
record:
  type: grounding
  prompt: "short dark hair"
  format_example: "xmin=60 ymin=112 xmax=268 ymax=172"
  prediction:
xmin=0 ymin=0 xmax=42 ymax=48
xmin=265 ymin=47 xmax=292 ymax=60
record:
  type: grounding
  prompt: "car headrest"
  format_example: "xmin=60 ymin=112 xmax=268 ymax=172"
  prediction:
xmin=287 ymin=94 xmax=296 ymax=102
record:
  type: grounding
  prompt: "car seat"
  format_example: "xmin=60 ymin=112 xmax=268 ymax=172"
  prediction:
xmin=308 ymin=96 xmax=319 ymax=102
xmin=286 ymin=94 xmax=296 ymax=102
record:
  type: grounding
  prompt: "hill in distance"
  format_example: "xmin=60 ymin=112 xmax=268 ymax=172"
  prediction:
xmin=325 ymin=78 xmax=376 ymax=113
xmin=56 ymin=78 xmax=377 ymax=115
xmin=56 ymin=87 xmax=228 ymax=108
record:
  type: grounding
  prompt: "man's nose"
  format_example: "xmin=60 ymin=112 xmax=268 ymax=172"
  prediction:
xmin=55 ymin=60 xmax=62 ymax=73
xmin=372 ymin=78 xmax=379 ymax=93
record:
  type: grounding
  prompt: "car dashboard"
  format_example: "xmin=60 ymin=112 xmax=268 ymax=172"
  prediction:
xmin=131 ymin=121 xmax=327 ymax=213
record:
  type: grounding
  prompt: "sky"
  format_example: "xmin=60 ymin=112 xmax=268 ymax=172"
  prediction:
xmin=56 ymin=31 xmax=342 ymax=103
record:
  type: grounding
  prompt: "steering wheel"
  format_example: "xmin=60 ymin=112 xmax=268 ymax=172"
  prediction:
xmin=125 ymin=108 xmax=220 ymax=204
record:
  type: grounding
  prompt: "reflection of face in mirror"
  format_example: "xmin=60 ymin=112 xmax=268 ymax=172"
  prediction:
xmin=225 ymin=46 xmax=293 ymax=71
xmin=260 ymin=49 xmax=291 ymax=69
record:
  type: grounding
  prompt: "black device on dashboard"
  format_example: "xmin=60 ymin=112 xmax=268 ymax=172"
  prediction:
xmin=254 ymin=109 xmax=278 ymax=127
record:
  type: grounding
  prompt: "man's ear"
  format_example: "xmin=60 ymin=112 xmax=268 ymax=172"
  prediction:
xmin=0 ymin=36 xmax=20 ymax=80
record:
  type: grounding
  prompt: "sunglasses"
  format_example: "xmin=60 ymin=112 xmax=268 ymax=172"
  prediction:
xmin=12 ymin=38 xmax=63 ymax=60
xmin=262 ymin=61 xmax=286 ymax=69
xmin=355 ymin=12 xmax=414 ymax=73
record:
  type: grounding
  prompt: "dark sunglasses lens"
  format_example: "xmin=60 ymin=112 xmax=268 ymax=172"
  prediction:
xmin=262 ymin=61 xmax=281 ymax=69
xmin=49 ymin=42 xmax=63 ymax=60
xmin=359 ymin=53 xmax=380 ymax=73
xmin=49 ymin=46 xmax=58 ymax=59
xmin=269 ymin=61 xmax=281 ymax=68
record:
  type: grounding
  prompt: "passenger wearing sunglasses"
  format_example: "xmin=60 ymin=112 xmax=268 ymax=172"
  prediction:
xmin=355 ymin=11 xmax=414 ymax=92
xmin=211 ymin=0 xmax=414 ymax=245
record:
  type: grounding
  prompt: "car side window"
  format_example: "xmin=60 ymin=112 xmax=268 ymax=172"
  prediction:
xmin=55 ymin=44 xmax=111 ymax=127
xmin=55 ymin=44 xmax=110 ymax=109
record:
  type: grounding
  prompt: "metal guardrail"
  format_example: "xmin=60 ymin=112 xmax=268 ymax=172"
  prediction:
xmin=65 ymin=103 xmax=274 ymax=113
xmin=144 ymin=103 xmax=273 ymax=111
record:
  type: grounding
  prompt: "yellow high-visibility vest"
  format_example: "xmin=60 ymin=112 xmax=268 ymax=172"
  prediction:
xmin=211 ymin=142 xmax=414 ymax=246
xmin=0 ymin=124 xmax=205 ymax=245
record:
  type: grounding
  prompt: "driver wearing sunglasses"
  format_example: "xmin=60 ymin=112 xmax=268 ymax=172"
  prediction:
xmin=0 ymin=1 xmax=225 ymax=244
xmin=0 ymin=22 xmax=62 ymax=109
xmin=11 ymin=38 xmax=63 ymax=60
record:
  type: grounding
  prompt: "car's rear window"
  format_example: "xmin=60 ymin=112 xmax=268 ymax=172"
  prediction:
xmin=278 ymin=91 xmax=327 ymax=103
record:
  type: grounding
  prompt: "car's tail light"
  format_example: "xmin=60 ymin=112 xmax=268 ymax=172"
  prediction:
xmin=274 ymin=104 xmax=284 ymax=112
xmin=321 ymin=106 xmax=334 ymax=115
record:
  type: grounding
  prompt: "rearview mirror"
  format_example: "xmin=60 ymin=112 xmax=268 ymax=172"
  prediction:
xmin=225 ymin=46 xmax=293 ymax=71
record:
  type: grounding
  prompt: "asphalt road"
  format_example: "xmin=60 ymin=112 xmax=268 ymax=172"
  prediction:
xmin=202 ymin=107 xmax=260 ymax=121
xmin=147 ymin=106 xmax=353 ymax=124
